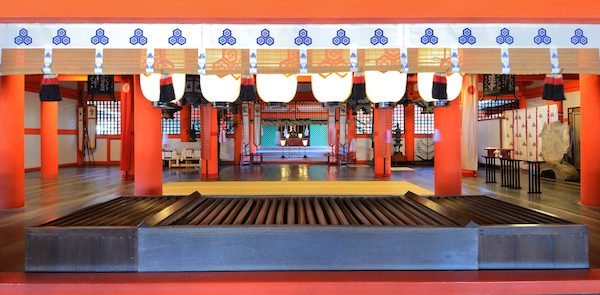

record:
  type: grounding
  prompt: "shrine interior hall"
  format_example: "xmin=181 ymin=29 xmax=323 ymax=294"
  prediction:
xmin=4 ymin=0 xmax=600 ymax=294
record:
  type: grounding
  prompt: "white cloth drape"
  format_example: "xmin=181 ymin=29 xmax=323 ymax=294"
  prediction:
xmin=461 ymin=74 xmax=478 ymax=172
xmin=339 ymin=104 xmax=347 ymax=145
xmin=253 ymin=104 xmax=262 ymax=147
xmin=242 ymin=104 xmax=250 ymax=146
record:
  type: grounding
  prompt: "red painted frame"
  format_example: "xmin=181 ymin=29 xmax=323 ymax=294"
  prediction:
xmin=2 ymin=270 xmax=600 ymax=295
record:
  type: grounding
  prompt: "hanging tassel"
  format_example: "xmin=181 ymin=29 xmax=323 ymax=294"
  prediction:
xmin=349 ymin=72 xmax=368 ymax=115
xmin=432 ymin=73 xmax=447 ymax=100
xmin=542 ymin=74 xmax=565 ymax=101
xmin=159 ymin=74 xmax=176 ymax=104
xmin=184 ymin=75 xmax=207 ymax=106
xmin=40 ymin=74 xmax=62 ymax=101
xmin=239 ymin=74 xmax=257 ymax=102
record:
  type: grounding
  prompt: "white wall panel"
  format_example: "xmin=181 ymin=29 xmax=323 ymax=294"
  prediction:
xmin=24 ymin=91 xmax=40 ymax=129
xmin=25 ymin=135 xmax=41 ymax=169
xmin=219 ymin=138 xmax=235 ymax=161
xmin=355 ymin=138 xmax=373 ymax=161
xmin=58 ymin=134 xmax=77 ymax=164
xmin=563 ymin=91 xmax=581 ymax=115
xmin=90 ymin=138 xmax=108 ymax=162
xmin=110 ymin=139 xmax=121 ymax=161
xmin=476 ymin=119 xmax=501 ymax=164
xmin=57 ymin=99 xmax=77 ymax=130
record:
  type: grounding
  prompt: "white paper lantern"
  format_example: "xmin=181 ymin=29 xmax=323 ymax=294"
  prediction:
xmin=200 ymin=74 xmax=241 ymax=104
xmin=140 ymin=74 xmax=185 ymax=102
xmin=256 ymin=74 xmax=298 ymax=105
xmin=417 ymin=73 xmax=463 ymax=102
xmin=365 ymin=71 xmax=407 ymax=107
xmin=311 ymin=72 xmax=352 ymax=105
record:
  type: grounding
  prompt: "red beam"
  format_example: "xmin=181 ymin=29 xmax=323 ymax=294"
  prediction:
xmin=1 ymin=0 xmax=600 ymax=23
xmin=1 ymin=270 xmax=600 ymax=295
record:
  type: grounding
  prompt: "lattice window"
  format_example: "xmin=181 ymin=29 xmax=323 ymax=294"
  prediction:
xmin=478 ymin=99 xmax=519 ymax=121
xmin=414 ymin=106 xmax=434 ymax=135
xmin=191 ymin=105 xmax=201 ymax=135
xmin=355 ymin=109 xmax=373 ymax=135
xmin=89 ymin=100 xmax=121 ymax=135
xmin=161 ymin=111 xmax=181 ymax=135
xmin=392 ymin=104 xmax=405 ymax=134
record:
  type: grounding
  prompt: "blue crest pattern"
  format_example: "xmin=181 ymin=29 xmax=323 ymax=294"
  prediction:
xmin=458 ymin=28 xmax=476 ymax=45
xmin=168 ymin=29 xmax=186 ymax=45
xmin=496 ymin=28 xmax=514 ymax=45
xmin=129 ymin=29 xmax=148 ymax=45
xmin=299 ymin=51 xmax=308 ymax=71
xmin=14 ymin=28 xmax=32 ymax=45
xmin=420 ymin=28 xmax=438 ymax=45
xmin=91 ymin=28 xmax=109 ymax=45
xmin=52 ymin=28 xmax=70 ymax=45
xmin=533 ymin=28 xmax=551 ymax=45
xmin=571 ymin=29 xmax=588 ymax=45
xmin=256 ymin=29 xmax=274 ymax=46
xmin=218 ymin=29 xmax=236 ymax=45
xmin=370 ymin=29 xmax=388 ymax=45
xmin=294 ymin=29 xmax=312 ymax=46
xmin=332 ymin=29 xmax=350 ymax=46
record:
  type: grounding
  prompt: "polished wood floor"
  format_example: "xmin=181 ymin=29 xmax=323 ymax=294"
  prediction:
xmin=0 ymin=164 xmax=597 ymax=271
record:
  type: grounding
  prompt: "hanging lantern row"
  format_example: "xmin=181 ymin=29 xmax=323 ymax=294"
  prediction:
xmin=137 ymin=72 xmax=465 ymax=109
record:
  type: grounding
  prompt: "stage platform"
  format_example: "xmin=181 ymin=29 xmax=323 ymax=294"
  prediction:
xmin=25 ymin=192 xmax=588 ymax=272
xmin=163 ymin=180 xmax=434 ymax=196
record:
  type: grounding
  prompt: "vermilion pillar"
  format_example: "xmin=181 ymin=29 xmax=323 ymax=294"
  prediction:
xmin=201 ymin=104 xmax=218 ymax=179
xmin=434 ymin=100 xmax=462 ymax=195
xmin=133 ymin=75 xmax=162 ymax=195
xmin=40 ymin=102 xmax=59 ymax=179
xmin=373 ymin=107 xmax=393 ymax=178
xmin=580 ymin=74 xmax=600 ymax=206
xmin=120 ymin=76 xmax=135 ymax=180
xmin=404 ymin=104 xmax=415 ymax=161
xmin=233 ymin=111 xmax=242 ymax=165
xmin=0 ymin=75 xmax=25 ymax=209
xmin=347 ymin=109 xmax=357 ymax=161
xmin=179 ymin=104 xmax=191 ymax=142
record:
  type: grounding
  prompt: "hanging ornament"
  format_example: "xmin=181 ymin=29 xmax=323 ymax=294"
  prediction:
xmin=40 ymin=74 xmax=62 ymax=101
xmin=183 ymin=75 xmax=208 ymax=106
xmin=348 ymin=72 xmax=371 ymax=115
xmin=432 ymin=73 xmax=448 ymax=100
xmin=239 ymin=74 xmax=257 ymax=102
xmin=542 ymin=74 xmax=566 ymax=101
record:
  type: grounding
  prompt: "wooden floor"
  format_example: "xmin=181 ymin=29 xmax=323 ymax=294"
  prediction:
xmin=1 ymin=164 xmax=598 ymax=271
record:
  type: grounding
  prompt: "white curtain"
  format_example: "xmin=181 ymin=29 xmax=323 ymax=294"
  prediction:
xmin=461 ymin=74 xmax=478 ymax=172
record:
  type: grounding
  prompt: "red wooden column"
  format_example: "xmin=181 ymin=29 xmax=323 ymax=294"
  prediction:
xmin=120 ymin=76 xmax=135 ymax=180
xmin=200 ymin=104 xmax=218 ymax=179
xmin=373 ymin=107 xmax=393 ymax=178
xmin=434 ymin=100 xmax=462 ymax=195
xmin=233 ymin=110 xmax=242 ymax=165
xmin=0 ymin=75 xmax=25 ymax=209
xmin=580 ymin=74 xmax=600 ymax=206
xmin=40 ymin=101 xmax=59 ymax=179
xmin=404 ymin=104 xmax=415 ymax=161
xmin=179 ymin=104 xmax=191 ymax=142
xmin=347 ymin=108 xmax=357 ymax=161
xmin=133 ymin=75 xmax=162 ymax=195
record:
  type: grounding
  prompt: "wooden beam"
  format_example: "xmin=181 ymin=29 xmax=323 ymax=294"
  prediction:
xmin=1 ymin=0 xmax=599 ymax=23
